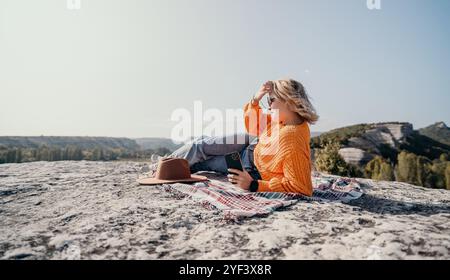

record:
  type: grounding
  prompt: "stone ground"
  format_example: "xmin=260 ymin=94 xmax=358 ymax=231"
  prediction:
xmin=0 ymin=161 xmax=449 ymax=259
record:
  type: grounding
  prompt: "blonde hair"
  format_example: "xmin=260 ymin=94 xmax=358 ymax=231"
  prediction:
xmin=270 ymin=78 xmax=319 ymax=125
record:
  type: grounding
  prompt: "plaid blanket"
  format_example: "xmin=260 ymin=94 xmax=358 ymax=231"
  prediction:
xmin=158 ymin=171 xmax=364 ymax=221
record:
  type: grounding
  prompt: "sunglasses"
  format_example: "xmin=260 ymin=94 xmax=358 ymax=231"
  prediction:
xmin=267 ymin=96 xmax=276 ymax=106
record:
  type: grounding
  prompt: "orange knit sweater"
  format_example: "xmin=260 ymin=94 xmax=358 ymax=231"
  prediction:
xmin=243 ymin=101 xmax=313 ymax=196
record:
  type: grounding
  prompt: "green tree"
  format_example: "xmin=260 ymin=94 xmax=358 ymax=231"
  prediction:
xmin=416 ymin=155 xmax=434 ymax=188
xmin=380 ymin=162 xmax=395 ymax=181
xmin=396 ymin=151 xmax=419 ymax=185
xmin=0 ymin=151 xmax=6 ymax=164
xmin=15 ymin=148 xmax=23 ymax=163
xmin=76 ymin=147 xmax=84 ymax=160
xmin=6 ymin=149 xmax=16 ymax=163
xmin=396 ymin=151 xmax=448 ymax=188
xmin=106 ymin=149 xmax=119 ymax=161
xmin=66 ymin=145 xmax=82 ymax=160
xmin=49 ymin=148 xmax=62 ymax=161
xmin=37 ymin=145 xmax=50 ymax=161
xmin=67 ymin=146 xmax=84 ymax=160
xmin=365 ymin=156 xmax=395 ymax=181
xmin=430 ymin=160 xmax=447 ymax=189
xmin=314 ymin=141 xmax=361 ymax=177
xmin=62 ymin=146 xmax=69 ymax=160
xmin=446 ymin=163 xmax=450 ymax=190
xmin=156 ymin=147 xmax=171 ymax=156
xmin=31 ymin=149 xmax=37 ymax=161
xmin=365 ymin=156 xmax=381 ymax=179
xmin=92 ymin=147 xmax=107 ymax=161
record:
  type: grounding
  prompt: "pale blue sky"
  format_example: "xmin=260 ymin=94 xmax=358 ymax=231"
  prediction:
xmin=1 ymin=0 xmax=449 ymax=138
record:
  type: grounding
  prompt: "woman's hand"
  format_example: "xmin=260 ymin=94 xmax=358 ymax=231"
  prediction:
xmin=227 ymin=169 xmax=254 ymax=191
xmin=254 ymin=81 xmax=273 ymax=102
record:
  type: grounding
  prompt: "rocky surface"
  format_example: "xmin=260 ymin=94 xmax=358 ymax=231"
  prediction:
xmin=418 ymin=121 xmax=450 ymax=146
xmin=1 ymin=161 xmax=449 ymax=260
xmin=338 ymin=147 xmax=374 ymax=166
xmin=374 ymin=122 xmax=414 ymax=143
xmin=340 ymin=122 xmax=414 ymax=165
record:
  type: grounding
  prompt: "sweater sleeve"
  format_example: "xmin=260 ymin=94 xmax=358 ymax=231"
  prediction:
xmin=243 ymin=101 xmax=271 ymax=137
xmin=257 ymin=140 xmax=313 ymax=196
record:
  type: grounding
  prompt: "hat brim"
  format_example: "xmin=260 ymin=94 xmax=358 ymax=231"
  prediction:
xmin=137 ymin=174 xmax=209 ymax=185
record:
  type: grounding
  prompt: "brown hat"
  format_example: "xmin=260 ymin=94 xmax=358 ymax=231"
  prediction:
xmin=137 ymin=157 xmax=208 ymax=185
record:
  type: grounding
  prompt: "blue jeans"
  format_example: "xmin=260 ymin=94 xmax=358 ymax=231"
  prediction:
xmin=169 ymin=133 xmax=262 ymax=180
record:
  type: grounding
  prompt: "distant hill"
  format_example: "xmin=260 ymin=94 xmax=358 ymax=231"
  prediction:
xmin=134 ymin=138 xmax=183 ymax=151
xmin=418 ymin=122 xmax=450 ymax=146
xmin=0 ymin=136 xmax=183 ymax=164
xmin=0 ymin=136 xmax=140 ymax=150
xmin=0 ymin=136 xmax=187 ymax=152
xmin=310 ymin=121 xmax=450 ymax=189
xmin=311 ymin=121 xmax=450 ymax=165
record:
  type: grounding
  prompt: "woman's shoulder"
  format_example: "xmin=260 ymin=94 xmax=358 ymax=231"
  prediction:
xmin=279 ymin=121 xmax=309 ymax=137
xmin=277 ymin=122 xmax=310 ymax=149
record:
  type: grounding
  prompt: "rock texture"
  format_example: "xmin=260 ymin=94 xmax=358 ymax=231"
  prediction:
xmin=374 ymin=122 xmax=413 ymax=144
xmin=1 ymin=161 xmax=449 ymax=260
xmin=340 ymin=122 xmax=414 ymax=165
xmin=418 ymin=121 xmax=450 ymax=146
xmin=338 ymin=148 xmax=374 ymax=166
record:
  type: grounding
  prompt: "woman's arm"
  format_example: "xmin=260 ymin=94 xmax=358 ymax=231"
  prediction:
xmin=243 ymin=82 xmax=272 ymax=137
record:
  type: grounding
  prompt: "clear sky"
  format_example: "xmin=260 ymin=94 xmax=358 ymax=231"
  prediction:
xmin=1 ymin=0 xmax=449 ymax=138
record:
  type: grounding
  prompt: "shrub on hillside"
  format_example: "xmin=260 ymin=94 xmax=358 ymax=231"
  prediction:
xmin=364 ymin=156 xmax=395 ymax=181
xmin=314 ymin=141 xmax=362 ymax=177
